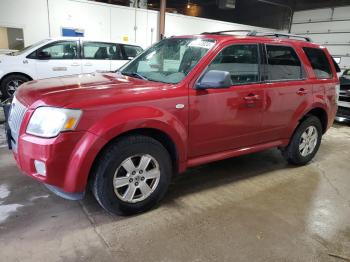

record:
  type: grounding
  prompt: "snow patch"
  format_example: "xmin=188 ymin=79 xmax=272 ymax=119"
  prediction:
xmin=0 ymin=184 xmax=10 ymax=199
xmin=0 ymin=204 xmax=23 ymax=224
xmin=30 ymin=194 xmax=50 ymax=201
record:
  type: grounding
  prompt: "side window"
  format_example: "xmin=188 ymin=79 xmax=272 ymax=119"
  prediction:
xmin=303 ymin=47 xmax=333 ymax=79
xmin=83 ymin=42 xmax=122 ymax=60
xmin=38 ymin=41 xmax=78 ymax=59
xmin=123 ymin=45 xmax=143 ymax=59
xmin=208 ymin=44 xmax=259 ymax=85
xmin=266 ymin=45 xmax=304 ymax=81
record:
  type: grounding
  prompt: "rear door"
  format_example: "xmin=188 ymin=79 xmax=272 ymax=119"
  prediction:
xmin=81 ymin=41 xmax=119 ymax=73
xmin=259 ymin=44 xmax=313 ymax=142
xmin=188 ymin=43 xmax=265 ymax=157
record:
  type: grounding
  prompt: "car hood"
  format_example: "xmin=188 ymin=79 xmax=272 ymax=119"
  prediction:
xmin=16 ymin=73 xmax=168 ymax=109
xmin=0 ymin=53 xmax=19 ymax=63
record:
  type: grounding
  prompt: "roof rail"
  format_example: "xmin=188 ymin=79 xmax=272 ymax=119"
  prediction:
xmin=201 ymin=30 xmax=312 ymax=42
xmin=201 ymin=30 xmax=255 ymax=35
xmin=249 ymin=31 xmax=312 ymax=42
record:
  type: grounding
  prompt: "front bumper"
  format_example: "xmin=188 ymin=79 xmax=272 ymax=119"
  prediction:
xmin=12 ymin=130 xmax=106 ymax=198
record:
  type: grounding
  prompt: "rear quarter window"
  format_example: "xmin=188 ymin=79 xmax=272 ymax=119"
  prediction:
xmin=303 ymin=47 xmax=333 ymax=79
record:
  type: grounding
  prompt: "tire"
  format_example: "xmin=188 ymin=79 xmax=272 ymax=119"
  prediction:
xmin=282 ymin=116 xmax=323 ymax=166
xmin=92 ymin=135 xmax=172 ymax=216
xmin=1 ymin=74 xmax=30 ymax=99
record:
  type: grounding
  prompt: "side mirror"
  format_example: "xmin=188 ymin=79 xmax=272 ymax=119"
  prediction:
xmin=196 ymin=70 xmax=232 ymax=89
xmin=37 ymin=51 xmax=51 ymax=60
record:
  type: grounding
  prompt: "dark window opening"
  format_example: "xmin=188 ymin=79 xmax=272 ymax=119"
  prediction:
xmin=266 ymin=45 xmax=305 ymax=81
xmin=208 ymin=44 xmax=259 ymax=85
xmin=303 ymin=47 xmax=333 ymax=79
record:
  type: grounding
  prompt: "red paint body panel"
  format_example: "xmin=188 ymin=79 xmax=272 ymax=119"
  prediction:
xmin=12 ymin=34 xmax=338 ymax=195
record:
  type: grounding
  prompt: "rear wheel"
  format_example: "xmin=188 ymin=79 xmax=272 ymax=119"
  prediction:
xmin=92 ymin=135 xmax=172 ymax=216
xmin=282 ymin=116 xmax=322 ymax=165
xmin=1 ymin=74 xmax=30 ymax=99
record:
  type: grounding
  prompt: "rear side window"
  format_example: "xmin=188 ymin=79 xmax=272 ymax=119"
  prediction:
xmin=123 ymin=45 xmax=143 ymax=59
xmin=266 ymin=45 xmax=304 ymax=81
xmin=303 ymin=47 xmax=333 ymax=79
xmin=208 ymin=44 xmax=260 ymax=85
xmin=83 ymin=42 xmax=122 ymax=60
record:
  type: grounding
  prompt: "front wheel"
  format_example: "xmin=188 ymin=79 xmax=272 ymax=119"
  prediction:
xmin=1 ymin=74 xmax=30 ymax=99
xmin=282 ymin=116 xmax=322 ymax=166
xmin=92 ymin=135 xmax=172 ymax=216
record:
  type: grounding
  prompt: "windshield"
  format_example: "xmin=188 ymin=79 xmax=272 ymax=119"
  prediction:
xmin=120 ymin=38 xmax=215 ymax=84
xmin=7 ymin=39 xmax=50 ymax=56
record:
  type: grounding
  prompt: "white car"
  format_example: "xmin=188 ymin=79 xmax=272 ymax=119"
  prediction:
xmin=0 ymin=38 xmax=143 ymax=99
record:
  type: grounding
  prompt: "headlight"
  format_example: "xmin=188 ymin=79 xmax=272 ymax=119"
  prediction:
xmin=26 ymin=107 xmax=82 ymax=138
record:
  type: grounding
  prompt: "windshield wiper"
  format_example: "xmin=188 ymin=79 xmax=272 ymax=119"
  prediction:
xmin=120 ymin=72 xmax=149 ymax=81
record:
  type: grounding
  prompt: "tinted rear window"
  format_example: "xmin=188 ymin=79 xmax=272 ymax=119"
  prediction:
xmin=303 ymin=47 xmax=333 ymax=79
xmin=266 ymin=45 xmax=304 ymax=81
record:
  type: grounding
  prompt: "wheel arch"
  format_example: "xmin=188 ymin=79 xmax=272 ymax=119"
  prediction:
xmin=65 ymin=106 xmax=188 ymax=193
xmin=0 ymin=72 xmax=34 ymax=83
xmin=285 ymin=105 xmax=329 ymax=147
xmin=301 ymin=107 xmax=328 ymax=134
xmin=87 ymin=127 xmax=182 ymax=190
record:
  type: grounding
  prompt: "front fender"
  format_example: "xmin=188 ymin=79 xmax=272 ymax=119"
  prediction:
xmin=88 ymin=106 xmax=188 ymax=165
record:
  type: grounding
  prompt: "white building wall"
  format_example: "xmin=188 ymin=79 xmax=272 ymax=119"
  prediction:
xmin=164 ymin=13 xmax=270 ymax=37
xmin=291 ymin=6 xmax=350 ymax=70
xmin=0 ymin=0 xmax=273 ymax=49
xmin=0 ymin=0 xmax=50 ymax=46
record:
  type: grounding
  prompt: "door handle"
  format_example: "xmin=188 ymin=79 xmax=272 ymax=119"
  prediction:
xmin=71 ymin=63 xmax=80 ymax=66
xmin=244 ymin=94 xmax=260 ymax=102
xmin=84 ymin=63 xmax=92 ymax=66
xmin=297 ymin=88 xmax=308 ymax=95
xmin=52 ymin=67 xmax=67 ymax=71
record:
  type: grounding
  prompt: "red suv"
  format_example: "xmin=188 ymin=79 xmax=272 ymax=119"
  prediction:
xmin=6 ymin=31 xmax=339 ymax=215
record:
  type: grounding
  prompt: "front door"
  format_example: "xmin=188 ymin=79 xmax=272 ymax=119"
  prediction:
xmin=189 ymin=43 xmax=265 ymax=158
xmin=34 ymin=40 xmax=82 ymax=79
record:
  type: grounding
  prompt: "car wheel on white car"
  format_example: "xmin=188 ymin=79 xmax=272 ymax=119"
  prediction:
xmin=1 ymin=74 xmax=30 ymax=99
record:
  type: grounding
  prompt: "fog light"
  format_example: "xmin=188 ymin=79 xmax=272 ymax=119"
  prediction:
xmin=34 ymin=160 xmax=46 ymax=176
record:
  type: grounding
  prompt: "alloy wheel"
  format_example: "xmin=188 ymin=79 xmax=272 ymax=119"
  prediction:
xmin=299 ymin=126 xmax=318 ymax=157
xmin=6 ymin=79 xmax=24 ymax=96
xmin=113 ymin=154 xmax=161 ymax=203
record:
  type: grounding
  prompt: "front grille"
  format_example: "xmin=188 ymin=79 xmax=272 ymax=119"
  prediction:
xmin=8 ymin=97 xmax=27 ymax=151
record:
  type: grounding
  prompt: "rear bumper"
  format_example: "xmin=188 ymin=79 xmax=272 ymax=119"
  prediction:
xmin=13 ymin=130 xmax=106 ymax=196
